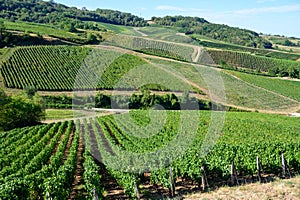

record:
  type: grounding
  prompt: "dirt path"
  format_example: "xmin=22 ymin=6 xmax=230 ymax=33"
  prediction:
xmin=62 ymin=127 xmax=75 ymax=164
xmin=42 ymin=110 xmax=114 ymax=124
xmin=133 ymin=27 xmax=148 ymax=37
xmin=193 ymin=46 xmax=202 ymax=63
xmin=69 ymin=136 xmax=85 ymax=199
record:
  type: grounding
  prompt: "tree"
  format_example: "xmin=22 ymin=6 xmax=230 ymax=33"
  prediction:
xmin=283 ymin=39 xmax=295 ymax=47
xmin=0 ymin=90 xmax=45 ymax=131
xmin=262 ymin=41 xmax=273 ymax=49
xmin=87 ymin=33 xmax=97 ymax=44
xmin=0 ymin=21 xmax=5 ymax=43
xmin=25 ymin=86 xmax=38 ymax=99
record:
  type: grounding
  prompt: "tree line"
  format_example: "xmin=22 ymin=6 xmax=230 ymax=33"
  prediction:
xmin=151 ymin=16 xmax=273 ymax=48
xmin=0 ymin=0 xmax=148 ymax=30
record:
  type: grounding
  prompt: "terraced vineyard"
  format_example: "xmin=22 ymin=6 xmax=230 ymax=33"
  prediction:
xmin=104 ymin=34 xmax=196 ymax=62
xmin=207 ymin=49 xmax=300 ymax=76
xmin=226 ymin=70 xmax=300 ymax=101
xmin=0 ymin=46 xmax=91 ymax=90
xmin=0 ymin=46 xmax=194 ymax=92
xmin=1 ymin=111 xmax=299 ymax=199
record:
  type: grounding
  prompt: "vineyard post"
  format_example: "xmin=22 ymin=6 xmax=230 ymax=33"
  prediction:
xmin=134 ymin=178 xmax=140 ymax=200
xmin=281 ymin=153 xmax=291 ymax=179
xmin=93 ymin=189 xmax=99 ymax=200
xmin=169 ymin=166 xmax=175 ymax=197
xmin=256 ymin=156 xmax=262 ymax=183
xmin=230 ymin=161 xmax=239 ymax=186
xmin=201 ymin=166 xmax=209 ymax=190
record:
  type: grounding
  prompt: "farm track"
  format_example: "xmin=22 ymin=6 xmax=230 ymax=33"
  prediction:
xmin=133 ymin=27 xmax=148 ymax=37
xmin=62 ymin=127 xmax=75 ymax=164
xmin=88 ymin=122 xmax=102 ymax=162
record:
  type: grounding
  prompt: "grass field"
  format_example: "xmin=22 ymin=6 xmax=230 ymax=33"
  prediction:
xmin=95 ymin=22 xmax=139 ymax=36
xmin=135 ymin=26 xmax=196 ymax=44
xmin=45 ymin=109 xmax=86 ymax=120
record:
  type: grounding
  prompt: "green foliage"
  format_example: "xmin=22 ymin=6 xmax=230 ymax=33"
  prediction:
xmin=0 ymin=0 xmax=147 ymax=27
xmin=0 ymin=121 xmax=77 ymax=199
xmin=269 ymin=37 xmax=298 ymax=47
xmin=25 ymin=86 xmax=38 ymax=98
xmin=2 ymin=19 xmax=88 ymax=44
xmin=79 ymin=120 xmax=103 ymax=199
xmin=44 ymin=123 xmax=79 ymax=199
xmin=0 ymin=90 xmax=45 ymax=131
xmin=262 ymin=41 xmax=273 ymax=49
xmin=152 ymin=16 xmax=265 ymax=47
xmin=85 ymin=110 xmax=300 ymax=195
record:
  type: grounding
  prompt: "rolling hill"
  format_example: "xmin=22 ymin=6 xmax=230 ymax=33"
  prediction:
xmin=0 ymin=1 xmax=300 ymax=199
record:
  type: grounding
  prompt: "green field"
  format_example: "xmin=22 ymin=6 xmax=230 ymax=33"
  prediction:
xmin=96 ymin=22 xmax=139 ymax=35
xmin=135 ymin=26 xmax=196 ymax=44
xmin=1 ymin=20 xmax=87 ymax=43
xmin=1 ymin=1 xmax=300 ymax=199
xmin=45 ymin=109 xmax=86 ymax=120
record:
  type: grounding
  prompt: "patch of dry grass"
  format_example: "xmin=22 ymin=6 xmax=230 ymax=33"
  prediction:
xmin=184 ymin=177 xmax=300 ymax=200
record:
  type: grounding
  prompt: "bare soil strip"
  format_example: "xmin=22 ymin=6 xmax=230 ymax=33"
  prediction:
xmin=69 ymin=136 xmax=86 ymax=199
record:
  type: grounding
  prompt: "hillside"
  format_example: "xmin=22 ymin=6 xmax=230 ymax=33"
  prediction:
xmin=0 ymin=0 xmax=298 ymax=50
xmin=0 ymin=1 xmax=300 ymax=199
xmin=0 ymin=0 xmax=147 ymax=27
xmin=151 ymin=16 xmax=268 ymax=48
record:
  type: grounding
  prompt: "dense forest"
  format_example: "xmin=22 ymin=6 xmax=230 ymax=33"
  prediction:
xmin=0 ymin=0 xmax=148 ymax=28
xmin=152 ymin=16 xmax=272 ymax=48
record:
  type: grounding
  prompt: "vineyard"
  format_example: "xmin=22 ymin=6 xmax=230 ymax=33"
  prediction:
xmin=146 ymin=57 xmax=300 ymax=112
xmin=226 ymin=70 xmax=300 ymax=101
xmin=0 ymin=111 xmax=299 ymax=199
xmin=0 ymin=46 xmax=194 ymax=92
xmin=0 ymin=46 xmax=91 ymax=90
xmin=207 ymin=49 xmax=300 ymax=77
xmin=104 ymin=34 xmax=196 ymax=62
xmin=194 ymin=38 xmax=300 ymax=61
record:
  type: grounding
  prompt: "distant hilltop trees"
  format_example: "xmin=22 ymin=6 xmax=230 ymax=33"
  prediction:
xmin=152 ymin=16 xmax=271 ymax=48
xmin=0 ymin=0 xmax=148 ymax=27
